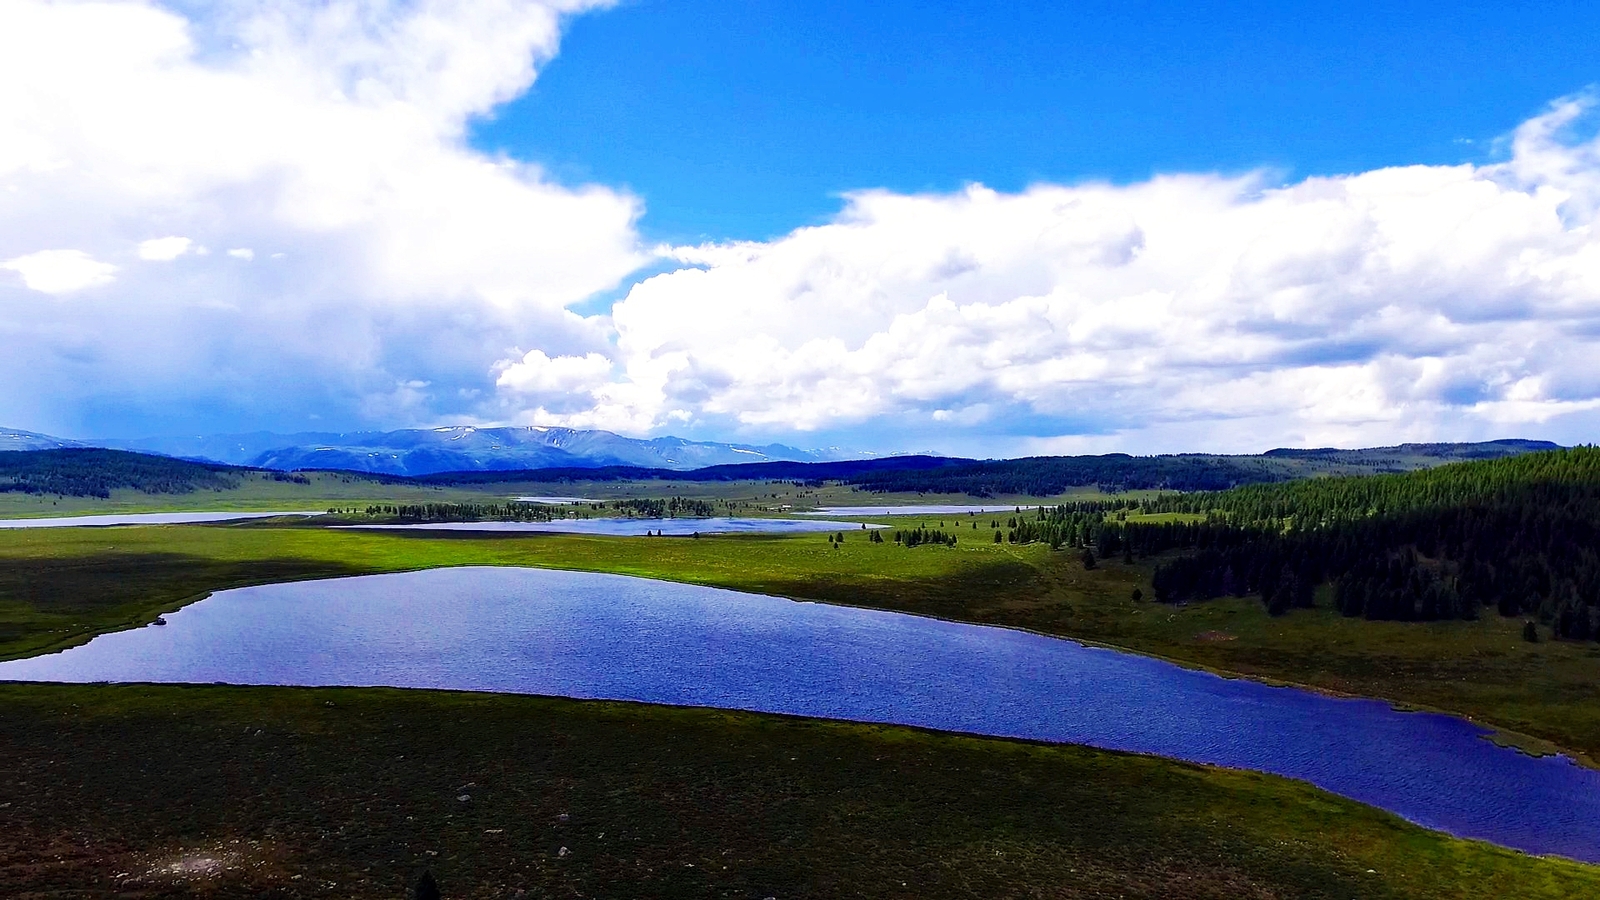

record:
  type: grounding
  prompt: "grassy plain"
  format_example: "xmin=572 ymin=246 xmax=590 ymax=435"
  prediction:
xmin=0 ymin=470 xmax=1115 ymax=518
xmin=4 ymin=682 xmax=1596 ymax=899
xmin=3 ymin=521 xmax=1600 ymax=765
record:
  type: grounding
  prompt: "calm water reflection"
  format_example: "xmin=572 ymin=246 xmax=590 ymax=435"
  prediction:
xmin=0 ymin=511 xmax=320 ymax=529
xmin=2 ymin=566 xmax=1596 ymax=862
xmin=803 ymin=505 xmax=1040 ymax=516
xmin=343 ymin=517 xmax=880 ymax=536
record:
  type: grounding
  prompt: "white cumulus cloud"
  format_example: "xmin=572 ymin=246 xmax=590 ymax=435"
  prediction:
xmin=137 ymin=236 xmax=192 ymax=261
xmin=1 ymin=248 xmax=117 ymax=293
xmin=496 ymin=348 xmax=612 ymax=394
xmin=574 ymin=95 xmax=1600 ymax=452
xmin=5 ymin=0 xmax=1600 ymax=455
xmin=0 ymin=0 xmax=638 ymax=436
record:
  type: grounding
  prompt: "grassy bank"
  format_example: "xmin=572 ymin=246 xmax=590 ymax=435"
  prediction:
xmin=4 ymin=522 xmax=1600 ymax=764
xmin=2 ymin=682 xmax=1594 ymax=899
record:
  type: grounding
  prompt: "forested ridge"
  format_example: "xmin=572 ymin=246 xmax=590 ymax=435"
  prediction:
xmin=846 ymin=455 xmax=1272 ymax=495
xmin=0 ymin=449 xmax=247 ymax=498
xmin=1143 ymin=448 xmax=1600 ymax=637
xmin=844 ymin=440 xmax=1556 ymax=497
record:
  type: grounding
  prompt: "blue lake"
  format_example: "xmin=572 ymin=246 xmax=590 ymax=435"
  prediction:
xmin=1 ymin=566 xmax=1596 ymax=862
xmin=343 ymin=517 xmax=880 ymax=536
xmin=0 ymin=511 xmax=321 ymax=529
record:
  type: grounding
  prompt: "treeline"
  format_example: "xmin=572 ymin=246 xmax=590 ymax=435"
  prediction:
xmin=1148 ymin=448 xmax=1600 ymax=638
xmin=894 ymin=527 xmax=959 ymax=547
xmin=842 ymin=441 xmax=1555 ymax=497
xmin=0 ymin=449 xmax=245 ymax=498
xmin=609 ymin=497 xmax=717 ymax=518
xmin=355 ymin=502 xmax=558 ymax=523
xmin=847 ymin=455 xmax=1286 ymax=496
xmin=1146 ymin=446 xmax=1600 ymax=524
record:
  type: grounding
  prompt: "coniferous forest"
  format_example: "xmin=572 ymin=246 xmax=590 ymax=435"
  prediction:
xmin=972 ymin=448 xmax=1600 ymax=638
xmin=1140 ymin=448 xmax=1600 ymax=636
xmin=0 ymin=448 xmax=247 ymax=498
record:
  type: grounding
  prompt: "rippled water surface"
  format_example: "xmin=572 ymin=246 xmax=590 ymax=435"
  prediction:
xmin=3 ymin=566 xmax=1597 ymax=861
xmin=0 ymin=511 xmax=321 ymax=529
xmin=344 ymin=517 xmax=879 ymax=536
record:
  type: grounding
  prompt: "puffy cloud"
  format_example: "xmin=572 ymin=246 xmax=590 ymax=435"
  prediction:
xmin=1 ymin=249 xmax=117 ymax=293
xmin=0 ymin=0 xmax=638 ymax=436
xmin=137 ymin=236 xmax=192 ymax=261
xmin=584 ymin=95 xmax=1600 ymax=452
xmin=496 ymin=348 xmax=612 ymax=394
xmin=5 ymin=1 xmax=1600 ymax=455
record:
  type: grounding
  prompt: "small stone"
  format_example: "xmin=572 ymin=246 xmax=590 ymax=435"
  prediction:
xmin=557 ymin=847 xmax=569 ymax=858
xmin=457 ymin=794 xmax=471 ymax=802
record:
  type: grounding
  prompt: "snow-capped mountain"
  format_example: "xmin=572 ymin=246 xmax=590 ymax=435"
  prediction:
xmin=97 ymin=425 xmax=869 ymax=476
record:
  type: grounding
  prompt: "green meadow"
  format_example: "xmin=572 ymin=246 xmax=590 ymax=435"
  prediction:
xmin=5 ymin=681 xmax=1595 ymax=899
xmin=5 ymin=520 xmax=1600 ymax=763
xmin=4 ymin=519 xmax=1600 ymax=896
xmin=0 ymin=468 xmax=1120 ymax=518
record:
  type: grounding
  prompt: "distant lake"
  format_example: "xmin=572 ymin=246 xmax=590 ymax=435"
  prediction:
xmin=3 ymin=566 xmax=1597 ymax=862
xmin=343 ymin=517 xmax=880 ymax=536
xmin=513 ymin=496 xmax=602 ymax=504
xmin=0 ymin=511 xmax=321 ymax=529
xmin=803 ymin=505 xmax=1041 ymax=516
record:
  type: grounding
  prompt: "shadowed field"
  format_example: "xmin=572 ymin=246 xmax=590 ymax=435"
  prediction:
xmin=3 ymin=683 xmax=1596 ymax=899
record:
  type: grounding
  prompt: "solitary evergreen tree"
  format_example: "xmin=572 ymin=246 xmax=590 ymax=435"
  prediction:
xmin=1523 ymin=620 xmax=1540 ymax=643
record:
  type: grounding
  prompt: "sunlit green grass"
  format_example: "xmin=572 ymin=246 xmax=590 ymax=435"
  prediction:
xmin=6 ymin=523 xmax=1600 ymax=893
xmin=4 ymin=521 xmax=1600 ymax=765
xmin=0 ymin=470 xmax=1121 ymax=517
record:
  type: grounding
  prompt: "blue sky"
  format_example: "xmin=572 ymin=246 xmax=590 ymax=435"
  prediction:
xmin=475 ymin=0 xmax=1600 ymax=243
xmin=2 ymin=0 xmax=1600 ymax=455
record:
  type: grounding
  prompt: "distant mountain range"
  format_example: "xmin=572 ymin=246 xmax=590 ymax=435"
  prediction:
xmin=0 ymin=435 xmax=1568 ymax=498
xmin=0 ymin=428 xmax=86 ymax=452
xmin=0 ymin=424 xmax=1566 ymax=487
xmin=2 ymin=425 xmax=873 ymax=476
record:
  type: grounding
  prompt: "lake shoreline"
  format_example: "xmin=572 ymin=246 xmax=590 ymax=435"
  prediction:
xmin=7 ymin=554 xmax=1595 ymax=774
xmin=8 ymin=565 xmax=1598 ymax=863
